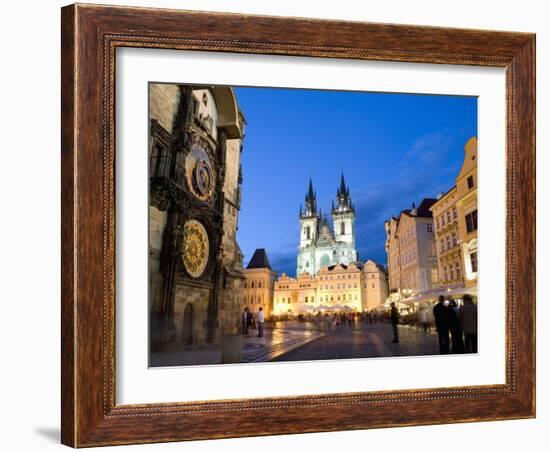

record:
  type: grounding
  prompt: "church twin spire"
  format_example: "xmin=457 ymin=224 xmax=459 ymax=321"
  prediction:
xmin=300 ymin=174 xmax=355 ymax=220
xmin=332 ymin=173 xmax=355 ymax=215
xmin=300 ymin=177 xmax=318 ymax=218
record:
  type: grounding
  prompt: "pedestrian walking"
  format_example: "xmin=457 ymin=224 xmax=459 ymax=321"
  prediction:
xmin=257 ymin=307 xmax=265 ymax=337
xmin=390 ymin=302 xmax=400 ymax=343
xmin=433 ymin=296 xmax=450 ymax=354
xmin=418 ymin=307 xmax=429 ymax=333
xmin=459 ymin=294 xmax=478 ymax=353
xmin=448 ymin=299 xmax=465 ymax=353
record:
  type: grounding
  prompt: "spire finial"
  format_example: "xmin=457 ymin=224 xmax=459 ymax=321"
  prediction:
xmin=307 ymin=177 xmax=314 ymax=201
xmin=339 ymin=172 xmax=347 ymax=195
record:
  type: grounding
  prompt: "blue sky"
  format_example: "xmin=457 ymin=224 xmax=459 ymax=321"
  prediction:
xmin=234 ymin=86 xmax=477 ymax=277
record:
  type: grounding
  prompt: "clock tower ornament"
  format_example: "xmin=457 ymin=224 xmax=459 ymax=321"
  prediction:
xmin=182 ymin=219 xmax=210 ymax=278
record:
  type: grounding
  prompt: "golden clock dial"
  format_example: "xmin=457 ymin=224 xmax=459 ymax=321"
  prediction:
xmin=182 ymin=220 xmax=209 ymax=278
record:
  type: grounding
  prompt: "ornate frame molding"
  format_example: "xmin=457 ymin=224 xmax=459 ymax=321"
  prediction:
xmin=61 ymin=4 xmax=535 ymax=447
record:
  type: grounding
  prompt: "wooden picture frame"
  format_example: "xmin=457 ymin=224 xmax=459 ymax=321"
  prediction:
xmin=61 ymin=3 xmax=535 ymax=447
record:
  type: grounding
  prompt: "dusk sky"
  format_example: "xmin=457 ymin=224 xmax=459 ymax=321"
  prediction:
xmin=234 ymin=86 xmax=477 ymax=277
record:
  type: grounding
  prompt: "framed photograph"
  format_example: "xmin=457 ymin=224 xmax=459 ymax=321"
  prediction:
xmin=61 ymin=3 xmax=536 ymax=447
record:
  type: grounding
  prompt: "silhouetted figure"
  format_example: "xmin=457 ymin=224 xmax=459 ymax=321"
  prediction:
xmin=433 ymin=296 xmax=450 ymax=354
xmin=460 ymin=294 xmax=478 ymax=353
xmin=390 ymin=302 xmax=400 ymax=343
xmin=242 ymin=308 xmax=250 ymax=336
xmin=448 ymin=299 xmax=465 ymax=353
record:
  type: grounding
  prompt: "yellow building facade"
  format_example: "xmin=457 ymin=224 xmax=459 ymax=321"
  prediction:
xmin=455 ymin=137 xmax=478 ymax=289
xmin=272 ymin=261 xmax=388 ymax=315
xmin=430 ymin=187 xmax=464 ymax=287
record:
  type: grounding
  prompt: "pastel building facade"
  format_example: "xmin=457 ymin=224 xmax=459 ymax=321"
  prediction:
xmin=384 ymin=199 xmax=439 ymax=296
xmin=273 ymin=261 xmax=388 ymax=315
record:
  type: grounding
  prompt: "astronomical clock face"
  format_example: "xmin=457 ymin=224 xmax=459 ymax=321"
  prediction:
xmin=185 ymin=144 xmax=215 ymax=201
xmin=182 ymin=220 xmax=210 ymax=278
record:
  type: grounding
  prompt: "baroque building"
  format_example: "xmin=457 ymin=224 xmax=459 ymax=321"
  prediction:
xmin=273 ymin=260 xmax=388 ymax=315
xmin=296 ymin=175 xmax=358 ymax=276
xmin=148 ymin=84 xmax=246 ymax=365
xmin=384 ymin=198 xmax=439 ymax=297
xmin=430 ymin=187 xmax=463 ymax=287
xmin=242 ymin=249 xmax=277 ymax=318
xmin=455 ymin=137 xmax=478 ymax=290
xmin=429 ymin=136 xmax=478 ymax=292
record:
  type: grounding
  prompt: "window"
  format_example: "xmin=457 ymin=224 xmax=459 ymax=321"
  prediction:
xmin=453 ymin=207 xmax=458 ymax=219
xmin=465 ymin=210 xmax=478 ymax=233
xmin=470 ymin=252 xmax=478 ymax=273
xmin=467 ymin=175 xmax=474 ymax=189
xmin=305 ymin=226 xmax=311 ymax=240
xmin=446 ymin=211 xmax=451 ymax=223
xmin=452 ymin=232 xmax=458 ymax=246
xmin=340 ymin=222 xmax=345 ymax=235
xmin=372 ymin=283 xmax=375 ymax=288
xmin=427 ymin=223 xmax=433 ymax=233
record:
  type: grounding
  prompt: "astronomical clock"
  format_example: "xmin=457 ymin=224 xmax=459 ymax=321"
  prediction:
xmin=149 ymin=85 xmax=228 ymax=341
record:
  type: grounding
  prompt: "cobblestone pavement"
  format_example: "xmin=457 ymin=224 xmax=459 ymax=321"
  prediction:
xmin=241 ymin=322 xmax=325 ymax=363
xmin=271 ymin=322 xmax=441 ymax=362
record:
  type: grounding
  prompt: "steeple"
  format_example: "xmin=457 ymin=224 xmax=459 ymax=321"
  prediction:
xmin=338 ymin=173 xmax=347 ymax=196
xmin=332 ymin=173 xmax=354 ymax=214
xmin=302 ymin=177 xmax=318 ymax=218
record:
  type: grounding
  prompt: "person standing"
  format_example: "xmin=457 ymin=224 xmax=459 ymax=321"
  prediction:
xmin=242 ymin=307 xmax=250 ymax=336
xmin=448 ymin=299 xmax=465 ymax=353
xmin=390 ymin=302 xmax=400 ymax=343
xmin=433 ymin=296 xmax=450 ymax=354
xmin=257 ymin=307 xmax=265 ymax=338
xmin=419 ymin=307 xmax=429 ymax=332
xmin=459 ymin=294 xmax=478 ymax=353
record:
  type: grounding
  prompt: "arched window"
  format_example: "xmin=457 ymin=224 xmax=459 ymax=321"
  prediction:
xmin=340 ymin=222 xmax=345 ymax=235
xmin=305 ymin=226 xmax=311 ymax=239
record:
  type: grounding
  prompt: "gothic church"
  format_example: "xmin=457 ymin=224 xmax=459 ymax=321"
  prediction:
xmin=297 ymin=175 xmax=359 ymax=276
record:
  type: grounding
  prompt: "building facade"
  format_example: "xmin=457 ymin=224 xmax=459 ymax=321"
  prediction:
xmin=430 ymin=187 xmax=464 ymax=287
xmin=455 ymin=137 xmax=478 ymax=289
xmin=273 ymin=261 xmax=388 ymax=315
xmin=242 ymin=249 xmax=278 ymax=318
xmin=296 ymin=175 xmax=358 ymax=276
xmin=148 ymin=84 xmax=246 ymax=364
xmin=384 ymin=199 xmax=439 ymax=297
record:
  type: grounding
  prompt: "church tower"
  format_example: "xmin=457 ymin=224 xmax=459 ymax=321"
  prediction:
xmin=299 ymin=178 xmax=320 ymax=248
xmin=297 ymin=179 xmax=320 ymax=275
xmin=332 ymin=173 xmax=356 ymax=247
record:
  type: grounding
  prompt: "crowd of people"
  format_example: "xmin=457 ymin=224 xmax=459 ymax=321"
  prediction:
xmin=242 ymin=295 xmax=478 ymax=355
xmin=433 ymin=294 xmax=478 ymax=354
